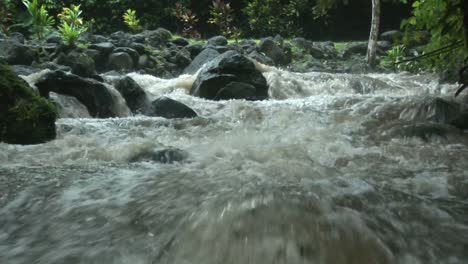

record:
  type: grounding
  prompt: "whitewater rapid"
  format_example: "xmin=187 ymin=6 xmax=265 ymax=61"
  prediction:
xmin=1 ymin=67 xmax=468 ymax=264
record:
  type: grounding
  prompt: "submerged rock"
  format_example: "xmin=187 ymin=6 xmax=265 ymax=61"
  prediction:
xmin=0 ymin=59 xmax=57 ymax=144
xmin=191 ymin=50 xmax=269 ymax=100
xmin=35 ymin=70 xmax=117 ymax=118
xmin=129 ymin=147 xmax=188 ymax=163
xmin=149 ymin=97 xmax=197 ymax=119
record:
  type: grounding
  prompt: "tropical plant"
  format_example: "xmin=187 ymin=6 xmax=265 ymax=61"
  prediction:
xmin=22 ymin=0 xmax=55 ymax=40
xmin=0 ymin=1 xmax=14 ymax=34
xmin=123 ymin=9 xmax=142 ymax=32
xmin=174 ymin=3 xmax=200 ymax=38
xmin=381 ymin=45 xmax=405 ymax=69
xmin=57 ymin=4 xmax=87 ymax=47
xmin=208 ymin=0 xmax=239 ymax=38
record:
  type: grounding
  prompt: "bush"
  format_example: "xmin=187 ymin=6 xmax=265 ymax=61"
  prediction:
xmin=57 ymin=4 xmax=88 ymax=47
xmin=22 ymin=0 xmax=55 ymax=40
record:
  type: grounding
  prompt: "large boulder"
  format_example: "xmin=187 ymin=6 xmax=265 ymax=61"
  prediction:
xmin=183 ymin=48 xmax=220 ymax=74
xmin=190 ymin=50 xmax=269 ymax=100
xmin=149 ymin=97 xmax=198 ymax=119
xmin=259 ymin=37 xmax=290 ymax=66
xmin=35 ymin=70 xmax=117 ymax=118
xmin=114 ymin=76 xmax=150 ymax=114
xmin=208 ymin=36 xmax=228 ymax=46
xmin=0 ymin=59 xmax=57 ymax=144
xmin=143 ymin=28 xmax=172 ymax=48
xmin=107 ymin=52 xmax=134 ymax=71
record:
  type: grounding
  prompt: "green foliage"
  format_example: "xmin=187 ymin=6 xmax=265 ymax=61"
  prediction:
xmin=22 ymin=0 xmax=55 ymax=40
xmin=57 ymin=4 xmax=87 ymax=47
xmin=174 ymin=3 xmax=200 ymax=38
xmin=123 ymin=9 xmax=142 ymax=32
xmin=401 ymin=0 xmax=466 ymax=73
xmin=243 ymin=0 xmax=309 ymax=37
xmin=208 ymin=0 xmax=239 ymax=38
xmin=381 ymin=45 xmax=406 ymax=70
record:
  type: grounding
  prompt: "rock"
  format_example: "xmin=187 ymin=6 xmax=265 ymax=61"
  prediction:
xmin=55 ymin=51 xmax=96 ymax=77
xmin=380 ymin=30 xmax=403 ymax=43
xmin=208 ymin=35 xmax=228 ymax=46
xmin=11 ymin=65 xmax=41 ymax=76
xmin=248 ymin=50 xmax=274 ymax=66
xmin=172 ymin=37 xmax=190 ymax=46
xmin=138 ymin=54 xmax=150 ymax=69
xmin=35 ymin=70 xmax=117 ymax=118
xmin=0 ymin=59 xmax=57 ymax=144
xmin=8 ymin=32 xmax=25 ymax=44
xmin=129 ymin=147 xmax=188 ymax=163
xmin=36 ymin=62 xmax=71 ymax=72
xmin=46 ymin=35 xmax=62 ymax=44
xmin=308 ymin=46 xmax=326 ymax=59
xmin=399 ymin=97 xmax=460 ymax=124
xmin=107 ymin=52 xmax=134 ymax=71
xmin=450 ymin=109 xmax=468 ymax=129
xmin=143 ymin=28 xmax=172 ymax=48
xmin=183 ymin=48 xmax=220 ymax=74
xmin=174 ymin=48 xmax=192 ymax=67
xmin=89 ymin=42 xmax=115 ymax=55
xmin=49 ymin=92 xmax=91 ymax=118
xmin=149 ymin=97 xmax=197 ymax=119
xmin=0 ymin=40 xmax=39 ymax=65
xmin=114 ymin=47 xmax=139 ymax=64
xmin=185 ymin=43 xmax=205 ymax=59
xmin=130 ymin=43 xmax=146 ymax=54
xmin=114 ymin=76 xmax=150 ymax=114
xmin=343 ymin=43 xmax=369 ymax=59
xmin=191 ymin=50 xmax=269 ymax=100
xmin=259 ymin=37 xmax=289 ymax=65
xmin=214 ymin=82 xmax=257 ymax=100
xmin=89 ymin=34 xmax=109 ymax=43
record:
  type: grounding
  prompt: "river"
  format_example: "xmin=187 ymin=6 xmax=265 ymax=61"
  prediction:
xmin=1 ymin=68 xmax=468 ymax=264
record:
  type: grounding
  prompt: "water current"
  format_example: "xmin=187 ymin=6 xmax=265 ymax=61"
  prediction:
xmin=1 ymin=67 xmax=468 ymax=264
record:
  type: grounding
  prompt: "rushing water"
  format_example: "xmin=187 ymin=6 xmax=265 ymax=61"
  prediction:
xmin=1 ymin=67 xmax=468 ymax=264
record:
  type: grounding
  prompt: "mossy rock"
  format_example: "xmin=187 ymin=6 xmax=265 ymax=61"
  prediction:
xmin=0 ymin=59 xmax=57 ymax=144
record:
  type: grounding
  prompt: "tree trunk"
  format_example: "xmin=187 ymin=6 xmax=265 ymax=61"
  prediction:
xmin=366 ymin=0 xmax=381 ymax=67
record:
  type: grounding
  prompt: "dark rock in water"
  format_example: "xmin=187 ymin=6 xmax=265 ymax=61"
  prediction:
xmin=55 ymin=51 xmax=96 ymax=77
xmin=149 ymin=97 xmax=198 ymax=119
xmin=449 ymin=109 xmax=468 ymax=130
xmin=130 ymin=147 xmax=188 ymax=163
xmin=208 ymin=36 xmax=228 ymax=46
xmin=191 ymin=50 xmax=269 ymax=100
xmin=0 ymin=59 xmax=57 ymax=144
xmin=183 ymin=48 xmax=220 ymax=74
xmin=248 ymin=50 xmax=274 ymax=66
xmin=172 ymin=37 xmax=190 ymax=47
xmin=0 ymin=40 xmax=39 ymax=65
xmin=35 ymin=70 xmax=117 ymax=118
xmin=114 ymin=76 xmax=150 ymax=114
xmin=214 ymin=82 xmax=257 ymax=100
xmin=185 ymin=43 xmax=205 ymax=59
xmin=399 ymin=97 xmax=460 ymax=124
xmin=49 ymin=92 xmax=91 ymax=118
xmin=380 ymin=30 xmax=403 ymax=43
xmin=259 ymin=37 xmax=289 ymax=66
xmin=107 ymin=52 xmax=134 ymax=71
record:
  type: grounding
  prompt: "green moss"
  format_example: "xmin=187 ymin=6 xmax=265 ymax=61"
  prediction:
xmin=0 ymin=59 xmax=57 ymax=144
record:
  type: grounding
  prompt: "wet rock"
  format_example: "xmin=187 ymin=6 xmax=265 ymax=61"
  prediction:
xmin=399 ymin=97 xmax=460 ymax=124
xmin=49 ymin=92 xmax=91 ymax=118
xmin=214 ymin=82 xmax=257 ymax=100
xmin=449 ymin=109 xmax=468 ymax=130
xmin=35 ymin=70 xmax=117 ymax=118
xmin=208 ymin=35 xmax=228 ymax=46
xmin=114 ymin=76 xmax=150 ymax=114
xmin=149 ymin=97 xmax=197 ymax=119
xmin=0 ymin=59 xmax=57 ymax=144
xmin=259 ymin=37 xmax=289 ymax=65
xmin=174 ymin=48 xmax=192 ymax=67
xmin=55 ymin=51 xmax=96 ymax=77
xmin=130 ymin=147 xmax=188 ymax=163
xmin=0 ymin=39 xmax=39 ymax=65
xmin=191 ymin=50 xmax=269 ymax=100
xmin=107 ymin=52 xmax=134 ymax=71
xmin=248 ymin=50 xmax=275 ymax=66
xmin=183 ymin=48 xmax=220 ymax=74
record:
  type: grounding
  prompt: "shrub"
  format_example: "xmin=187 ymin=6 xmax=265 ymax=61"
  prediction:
xmin=22 ymin=0 xmax=55 ymax=40
xmin=208 ymin=0 xmax=239 ymax=38
xmin=174 ymin=2 xmax=200 ymax=39
xmin=57 ymin=4 xmax=87 ymax=47
xmin=123 ymin=9 xmax=142 ymax=32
